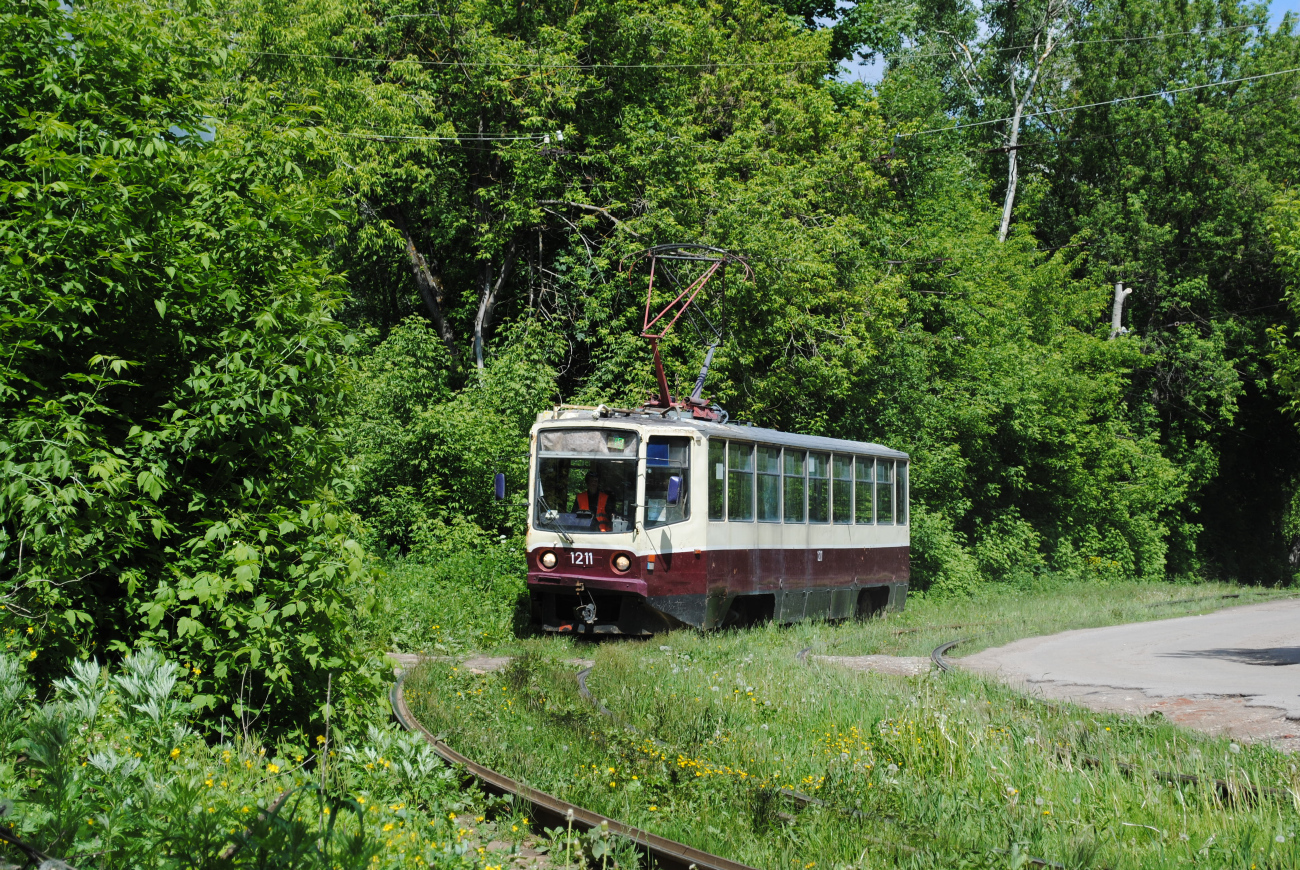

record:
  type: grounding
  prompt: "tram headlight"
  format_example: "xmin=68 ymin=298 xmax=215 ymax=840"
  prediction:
xmin=539 ymin=550 xmax=558 ymax=570
xmin=612 ymin=553 xmax=632 ymax=573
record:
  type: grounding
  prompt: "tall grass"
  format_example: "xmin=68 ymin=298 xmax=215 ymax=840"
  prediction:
xmin=403 ymin=580 xmax=1300 ymax=869
xmin=354 ymin=543 xmax=530 ymax=655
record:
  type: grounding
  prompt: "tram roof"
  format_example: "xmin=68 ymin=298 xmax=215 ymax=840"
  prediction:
xmin=537 ymin=407 xmax=909 ymax=460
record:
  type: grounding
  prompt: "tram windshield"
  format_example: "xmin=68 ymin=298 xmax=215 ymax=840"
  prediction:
xmin=535 ymin=429 xmax=638 ymax=534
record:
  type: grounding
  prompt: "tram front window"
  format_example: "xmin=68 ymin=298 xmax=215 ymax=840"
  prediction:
xmin=645 ymin=436 xmax=690 ymax=528
xmin=535 ymin=429 xmax=638 ymax=534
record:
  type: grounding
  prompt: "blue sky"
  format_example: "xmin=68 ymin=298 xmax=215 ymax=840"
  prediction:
xmin=1273 ymin=0 xmax=1300 ymax=25
xmin=840 ymin=0 xmax=1300 ymax=84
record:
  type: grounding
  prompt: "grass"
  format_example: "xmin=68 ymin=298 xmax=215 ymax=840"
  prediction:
xmin=401 ymin=579 xmax=1300 ymax=869
xmin=0 ymin=646 xmax=515 ymax=870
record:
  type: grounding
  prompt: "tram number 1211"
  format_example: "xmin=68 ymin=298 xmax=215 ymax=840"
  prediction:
xmin=569 ymin=551 xmax=595 ymax=566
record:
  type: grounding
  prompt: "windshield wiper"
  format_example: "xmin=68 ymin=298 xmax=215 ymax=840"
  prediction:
xmin=534 ymin=494 xmax=574 ymax=544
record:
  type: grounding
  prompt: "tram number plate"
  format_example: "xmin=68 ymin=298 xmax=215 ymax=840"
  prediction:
xmin=568 ymin=551 xmax=595 ymax=566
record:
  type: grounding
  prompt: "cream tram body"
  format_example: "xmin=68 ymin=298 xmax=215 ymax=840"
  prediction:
xmin=525 ymin=407 xmax=910 ymax=635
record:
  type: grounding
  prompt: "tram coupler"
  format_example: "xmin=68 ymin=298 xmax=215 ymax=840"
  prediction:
xmin=576 ymin=601 xmax=597 ymax=625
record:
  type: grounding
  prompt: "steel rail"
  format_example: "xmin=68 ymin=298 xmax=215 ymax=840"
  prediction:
xmin=930 ymin=638 xmax=966 ymax=672
xmin=389 ymin=671 xmax=760 ymax=870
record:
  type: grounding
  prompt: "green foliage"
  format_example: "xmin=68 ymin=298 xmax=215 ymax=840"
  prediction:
xmin=0 ymin=649 xmax=493 ymax=870
xmin=352 ymin=548 xmax=529 ymax=656
xmin=1268 ymin=190 xmax=1300 ymax=415
xmin=0 ymin=0 xmax=381 ymax=731
xmin=344 ymin=319 xmax=555 ymax=556
xmin=230 ymin=0 xmax=1199 ymax=591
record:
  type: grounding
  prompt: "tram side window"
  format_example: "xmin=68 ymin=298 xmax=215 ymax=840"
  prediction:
xmin=708 ymin=440 xmax=725 ymax=521
xmin=898 ymin=461 xmax=909 ymax=525
xmin=808 ymin=451 xmax=830 ymax=523
xmin=855 ymin=458 xmax=874 ymax=524
xmin=783 ymin=449 xmax=806 ymax=523
xmin=757 ymin=446 xmax=781 ymax=522
xmin=832 ymin=455 xmax=853 ymax=524
xmin=645 ymin=436 xmax=690 ymax=528
xmin=728 ymin=442 xmax=755 ymax=522
xmin=877 ymin=459 xmax=895 ymax=524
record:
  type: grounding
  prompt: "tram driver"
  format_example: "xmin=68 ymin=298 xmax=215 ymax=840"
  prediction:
xmin=572 ymin=469 xmax=613 ymax=532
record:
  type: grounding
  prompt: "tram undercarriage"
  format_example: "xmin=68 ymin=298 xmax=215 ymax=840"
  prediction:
xmin=529 ymin=583 xmax=905 ymax=636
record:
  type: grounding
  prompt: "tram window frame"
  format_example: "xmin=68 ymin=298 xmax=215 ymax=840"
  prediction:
xmin=808 ymin=451 xmax=830 ymax=524
xmin=782 ymin=449 xmax=806 ymax=523
xmin=898 ymin=461 xmax=909 ymax=525
xmin=708 ymin=439 xmax=726 ymax=521
xmin=832 ymin=455 xmax=853 ymax=524
xmin=728 ymin=442 xmax=755 ymax=522
xmin=645 ymin=436 xmax=691 ymax=528
xmin=877 ymin=459 xmax=895 ymax=524
xmin=855 ymin=457 xmax=874 ymax=524
xmin=757 ymin=446 xmax=782 ymax=522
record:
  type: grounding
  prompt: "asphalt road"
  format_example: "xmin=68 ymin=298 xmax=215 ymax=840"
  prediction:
xmin=958 ymin=598 xmax=1300 ymax=745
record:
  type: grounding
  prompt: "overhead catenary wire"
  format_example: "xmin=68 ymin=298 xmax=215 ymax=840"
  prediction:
xmin=236 ymin=22 xmax=1272 ymax=70
xmin=881 ymin=22 xmax=1266 ymax=64
xmin=903 ymin=64 xmax=1300 ymax=138
xmin=238 ymin=47 xmax=830 ymax=69
xmin=292 ymin=62 xmax=1300 ymax=147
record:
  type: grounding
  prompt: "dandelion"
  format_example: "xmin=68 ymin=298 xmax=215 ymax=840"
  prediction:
xmin=266 ymin=763 xmax=280 ymax=773
xmin=170 ymin=748 xmax=180 ymax=759
xmin=1229 ymin=743 xmax=1241 ymax=754
xmin=1277 ymin=835 xmax=1286 ymax=843
xmin=26 ymin=626 xmax=33 ymax=634
xmin=649 ymin=806 xmax=657 ymax=811
xmin=28 ymin=651 xmax=36 ymax=660
xmin=383 ymin=823 xmax=395 ymax=832
xmin=1034 ymin=797 xmax=1044 ymax=806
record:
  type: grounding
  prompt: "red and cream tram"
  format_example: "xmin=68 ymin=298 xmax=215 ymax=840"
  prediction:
xmin=525 ymin=406 xmax=910 ymax=635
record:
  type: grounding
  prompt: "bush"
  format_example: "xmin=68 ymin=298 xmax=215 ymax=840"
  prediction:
xmin=0 ymin=0 xmax=382 ymax=732
xmin=0 ymin=648 xmax=483 ymax=870
xmin=345 ymin=319 xmax=554 ymax=557
xmin=354 ymin=545 xmax=529 ymax=655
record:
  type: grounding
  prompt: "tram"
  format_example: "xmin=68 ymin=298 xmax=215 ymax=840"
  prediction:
xmin=523 ymin=405 xmax=910 ymax=635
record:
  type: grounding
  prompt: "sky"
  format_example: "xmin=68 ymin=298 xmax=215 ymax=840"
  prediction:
xmin=839 ymin=0 xmax=1300 ymax=85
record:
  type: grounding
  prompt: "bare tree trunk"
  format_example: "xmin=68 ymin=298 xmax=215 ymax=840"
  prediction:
xmin=474 ymin=241 xmax=516 ymax=371
xmin=1109 ymin=282 xmax=1132 ymax=339
xmin=998 ymin=4 xmax=1067 ymax=243
xmin=388 ymin=208 xmax=458 ymax=358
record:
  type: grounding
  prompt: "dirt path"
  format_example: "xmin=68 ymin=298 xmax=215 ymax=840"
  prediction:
xmin=955 ymin=598 xmax=1300 ymax=752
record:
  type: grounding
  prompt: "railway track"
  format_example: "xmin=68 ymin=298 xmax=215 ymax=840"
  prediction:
xmin=394 ymin=638 xmax=1284 ymax=870
xmin=389 ymin=668 xmax=759 ymax=870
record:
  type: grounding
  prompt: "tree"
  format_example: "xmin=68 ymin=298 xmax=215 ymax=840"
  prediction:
xmin=0 ymin=0 xmax=382 ymax=730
